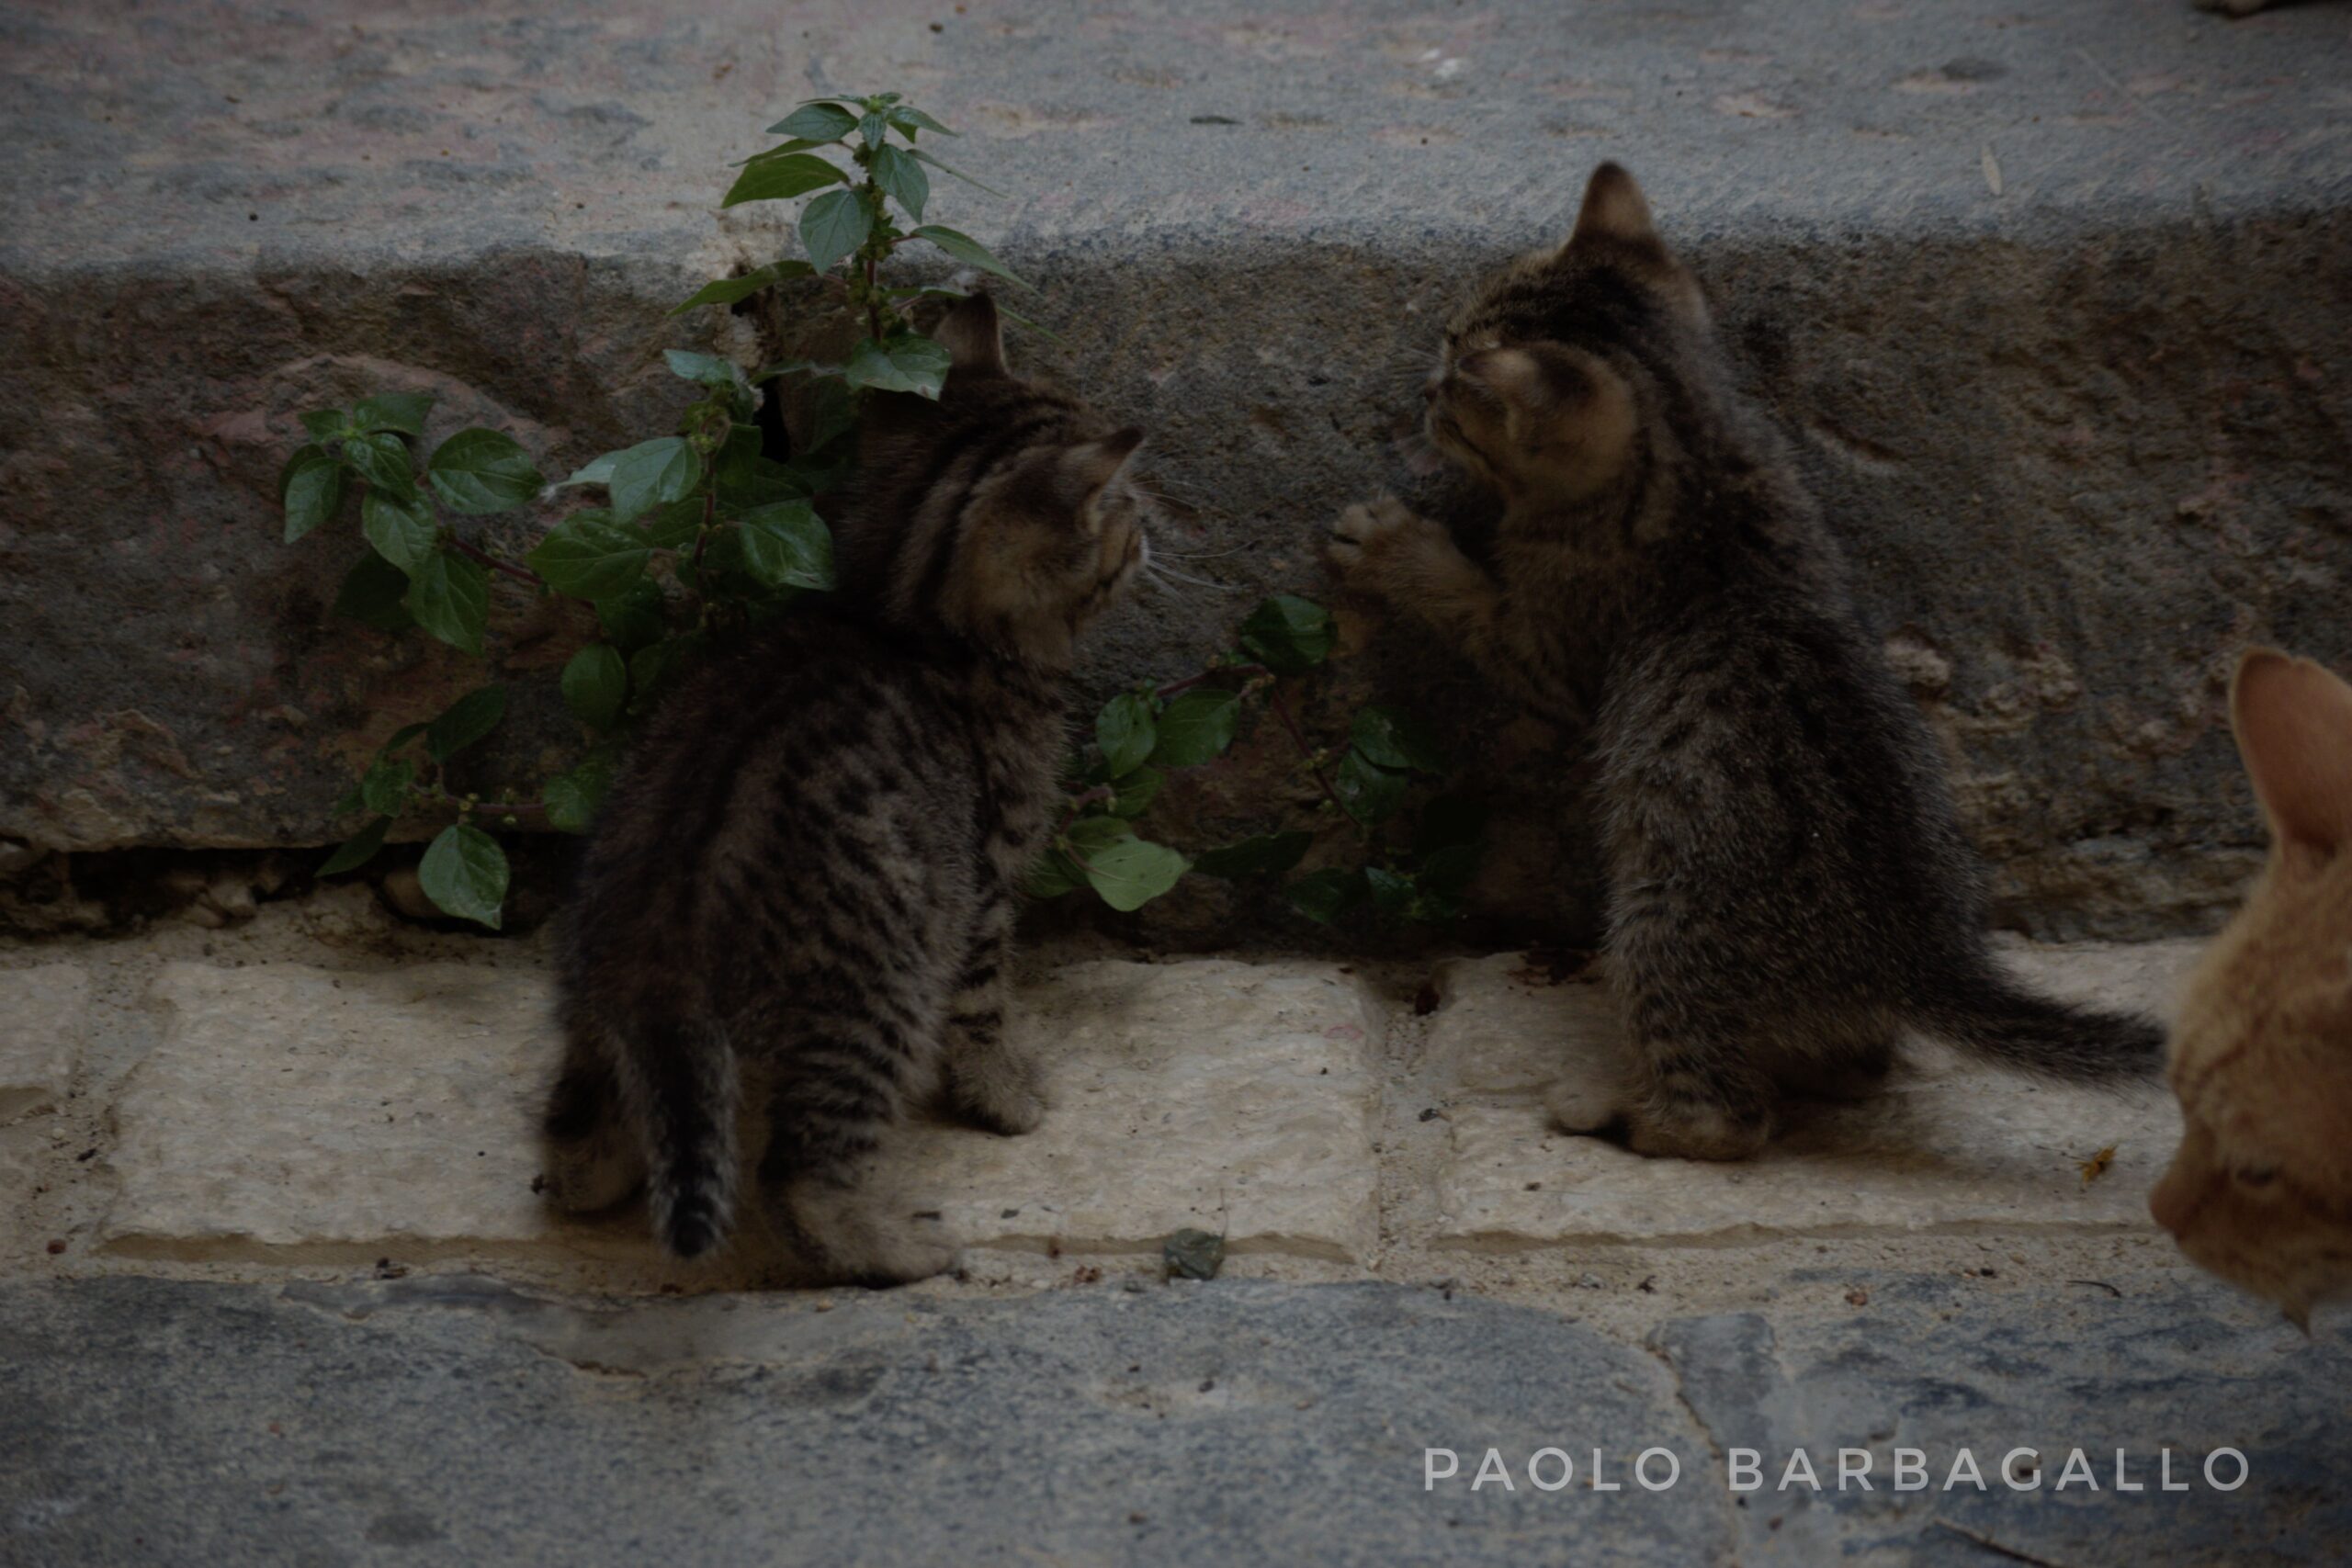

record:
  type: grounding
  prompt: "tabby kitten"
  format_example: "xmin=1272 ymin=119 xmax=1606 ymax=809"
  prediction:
xmin=2151 ymin=649 xmax=2352 ymax=1329
xmin=1330 ymin=164 xmax=2164 ymax=1160
xmin=542 ymin=293 xmax=1152 ymax=1280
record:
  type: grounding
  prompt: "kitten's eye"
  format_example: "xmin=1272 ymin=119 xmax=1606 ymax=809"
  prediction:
xmin=2233 ymin=1166 xmax=2279 ymax=1188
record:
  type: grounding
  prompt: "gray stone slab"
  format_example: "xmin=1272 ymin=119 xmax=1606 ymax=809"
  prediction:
xmin=0 ymin=964 xmax=89 ymax=1122
xmin=1431 ymin=942 xmax=2203 ymax=1246
xmin=1 ymin=1272 xmax=2342 ymax=1566
xmin=1 ymin=1 xmax=2346 ymax=944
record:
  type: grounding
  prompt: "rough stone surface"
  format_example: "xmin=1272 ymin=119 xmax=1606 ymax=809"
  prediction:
xmin=0 ymin=964 xmax=89 ymax=1122
xmin=911 ymin=960 xmax=1383 ymax=1263
xmin=102 ymin=962 xmax=575 ymax=1259
xmin=1 ymin=1273 xmax=2343 ymax=1567
xmin=1431 ymin=942 xmax=2203 ymax=1246
xmin=98 ymin=956 xmax=1378 ymax=1267
xmin=2 ymin=1 xmax=2347 ymax=943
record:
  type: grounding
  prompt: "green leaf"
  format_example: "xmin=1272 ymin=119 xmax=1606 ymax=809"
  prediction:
xmin=869 ymin=145 xmax=929 ymax=220
xmin=670 ymin=260 xmax=817 ymax=314
xmin=842 ymin=335 xmax=953 ymax=400
xmin=300 ymin=409 xmax=349 ymax=444
xmin=426 ymin=685 xmax=507 ymax=763
xmin=378 ymin=722 xmax=429 ymax=757
xmin=767 ymin=101 xmax=860 ymax=141
xmin=401 ymin=550 xmax=491 ymax=655
xmin=595 ymin=580 xmax=668 ymax=652
xmin=888 ymin=105 xmax=956 ymax=139
xmin=735 ymin=502 xmax=835 ymax=591
xmin=628 ymin=635 xmax=703 ymax=711
xmin=906 ymin=147 xmax=1001 ymax=196
xmin=1239 ymin=594 xmax=1335 ymax=675
xmin=1107 ymin=766 xmax=1164 ymax=818
xmin=1192 ymin=830 xmax=1314 ymax=880
xmin=1080 ymin=836 xmax=1189 ymax=912
xmin=354 ymin=391 xmax=434 ymax=436
xmin=426 ymin=428 xmax=544 ymax=515
xmin=1335 ymin=750 xmax=1409 ymax=826
xmin=1148 ymin=689 xmax=1242 ymax=768
xmin=720 ymin=151 xmax=849 ymax=208
xmin=605 ymin=437 xmax=699 ymax=525
xmin=730 ymin=138 xmax=828 ymax=164
xmin=318 ymin=817 xmax=390 ymax=876
xmin=799 ymin=188 xmax=874 ymax=275
xmin=360 ymin=757 xmax=414 ymax=817
xmin=418 ymin=823 xmax=509 ymax=930
xmin=804 ymin=378 xmax=856 ymax=453
xmin=1096 ymin=694 xmax=1157 ymax=777
xmin=526 ymin=513 xmax=653 ymax=601
xmin=542 ymin=751 xmax=618 ymax=834
xmin=332 ymin=551 xmax=414 ymax=631
xmin=857 ymin=109 xmax=890 ymax=148
xmin=561 ymin=645 xmax=628 ymax=731
xmin=280 ymin=446 xmax=346 ymax=543
xmin=360 ymin=488 xmax=439 ymax=574
xmin=1023 ymin=849 xmax=1085 ymax=899
xmin=1286 ymin=868 xmax=1366 ymax=923
xmin=663 ymin=349 xmax=742 ymax=389
xmin=1350 ymin=705 xmax=1446 ymax=774
xmin=908 ymin=225 xmax=1029 ymax=289
xmin=1365 ymin=865 xmax=1416 ymax=916
xmin=343 ymin=431 xmax=417 ymax=502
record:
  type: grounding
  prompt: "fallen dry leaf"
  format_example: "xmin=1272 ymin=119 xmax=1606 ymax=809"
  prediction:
xmin=2076 ymin=1145 xmax=2117 ymax=1186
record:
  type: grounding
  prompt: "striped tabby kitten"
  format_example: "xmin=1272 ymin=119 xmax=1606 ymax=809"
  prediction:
xmin=543 ymin=294 xmax=1151 ymax=1280
xmin=1330 ymin=164 xmax=2163 ymax=1159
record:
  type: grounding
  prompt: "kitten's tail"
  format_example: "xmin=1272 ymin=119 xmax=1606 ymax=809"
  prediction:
xmin=1918 ymin=969 xmax=2165 ymax=1083
xmin=634 ymin=1017 xmax=740 ymax=1259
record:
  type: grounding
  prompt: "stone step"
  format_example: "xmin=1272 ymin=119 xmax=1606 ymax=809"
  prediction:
xmin=3 ymin=0 xmax=2346 ymax=942
xmin=75 ymin=942 xmax=2203 ymax=1276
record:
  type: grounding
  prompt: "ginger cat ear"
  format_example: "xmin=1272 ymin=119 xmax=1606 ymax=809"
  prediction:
xmin=1567 ymin=162 xmax=1661 ymax=251
xmin=2231 ymin=648 xmax=2352 ymax=854
xmin=933 ymin=292 xmax=1008 ymax=375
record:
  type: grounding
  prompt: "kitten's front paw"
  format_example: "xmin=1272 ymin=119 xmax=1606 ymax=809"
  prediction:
xmin=946 ymin=1043 xmax=1049 ymax=1136
xmin=1545 ymin=1074 xmax=1625 ymax=1135
xmin=1325 ymin=494 xmax=1429 ymax=576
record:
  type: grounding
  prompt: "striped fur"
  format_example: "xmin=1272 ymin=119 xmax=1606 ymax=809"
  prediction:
xmin=544 ymin=295 xmax=1151 ymax=1279
xmin=1331 ymin=164 xmax=2162 ymax=1161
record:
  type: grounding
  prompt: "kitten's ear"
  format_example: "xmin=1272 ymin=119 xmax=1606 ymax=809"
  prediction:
xmin=934 ymin=292 xmax=1008 ymax=375
xmin=1057 ymin=426 xmax=1146 ymax=518
xmin=1566 ymin=162 xmax=1661 ymax=251
xmin=2232 ymin=647 xmax=2352 ymax=854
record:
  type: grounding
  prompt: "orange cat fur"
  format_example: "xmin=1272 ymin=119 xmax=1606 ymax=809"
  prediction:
xmin=2150 ymin=649 xmax=2352 ymax=1328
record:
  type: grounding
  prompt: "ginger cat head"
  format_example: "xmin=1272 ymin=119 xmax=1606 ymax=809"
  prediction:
xmin=2150 ymin=648 xmax=2352 ymax=1329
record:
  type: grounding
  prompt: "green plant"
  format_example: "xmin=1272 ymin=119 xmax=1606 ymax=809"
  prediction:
xmin=281 ymin=91 xmax=1479 ymax=931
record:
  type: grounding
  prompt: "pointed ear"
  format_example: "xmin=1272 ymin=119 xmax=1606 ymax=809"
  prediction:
xmin=933 ymin=292 xmax=1008 ymax=375
xmin=1567 ymin=162 xmax=1660 ymax=251
xmin=2232 ymin=647 xmax=2352 ymax=854
xmin=1057 ymin=426 xmax=1146 ymax=515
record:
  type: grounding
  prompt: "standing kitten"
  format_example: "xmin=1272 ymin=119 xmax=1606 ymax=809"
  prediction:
xmin=542 ymin=294 xmax=1152 ymax=1281
xmin=2151 ymin=649 xmax=2352 ymax=1329
xmin=1329 ymin=164 xmax=2163 ymax=1159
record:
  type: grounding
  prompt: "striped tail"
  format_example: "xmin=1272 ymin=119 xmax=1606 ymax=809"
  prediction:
xmin=1918 ymin=969 xmax=2165 ymax=1083
xmin=635 ymin=1018 xmax=739 ymax=1259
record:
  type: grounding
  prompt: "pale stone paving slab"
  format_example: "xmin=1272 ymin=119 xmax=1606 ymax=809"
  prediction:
xmin=100 ymin=958 xmax=1383 ymax=1267
xmin=909 ymin=960 xmax=1384 ymax=1263
xmin=1429 ymin=942 xmax=2204 ymax=1247
xmin=0 ymin=964 xmax=91 ymax=1122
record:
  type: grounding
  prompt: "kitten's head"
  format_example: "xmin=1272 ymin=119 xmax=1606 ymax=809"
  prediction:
xmin=850 ymin=293 xmax=1152 ymax=667
xmin=1423 ymin=163 xmax=1714 ymax=513
xmin=2150 ymin=648 xmax=2352 ymax=1330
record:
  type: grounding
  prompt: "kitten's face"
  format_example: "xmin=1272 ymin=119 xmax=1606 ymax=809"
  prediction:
xmin=856 ymin=292 xmax=1153 ymax=665
xmin=1423 ymin=163 xmax=1705 ymax=512
xmin=2150 ymin=649 xmax=2352 ymax=1329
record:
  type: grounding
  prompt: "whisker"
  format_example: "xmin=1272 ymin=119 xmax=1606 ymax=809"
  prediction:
xmin=1148 ymin=562 xmax=1242 ymax=592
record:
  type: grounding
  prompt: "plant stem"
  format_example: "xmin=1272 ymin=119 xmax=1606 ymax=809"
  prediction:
xmin=1265 ymin=685 xmax=1353 ymax=829
xmin=448 ymin=535 xmax=541 ymax=588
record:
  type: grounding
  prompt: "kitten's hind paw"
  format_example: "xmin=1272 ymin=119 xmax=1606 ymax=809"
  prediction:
xmin=1545 ymin=1073 xmax=1627 ymax=1136
xmin=538 ymin=1129 xmax=646 ymax=1213
xmin=944 ymin=1043 xmax=1049 ymax=1136
xmin=786 ymin=1183 xmax=962 ymax=1286
xmin=1623 ymin=1103 xmax=1773 ymax=1162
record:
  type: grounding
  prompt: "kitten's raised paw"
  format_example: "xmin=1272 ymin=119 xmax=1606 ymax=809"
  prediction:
xmin=1624 ymin=1103 xmax=1772 ymax=1162
xmin=1325 ymin=494 xmax=1427 ymax=572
